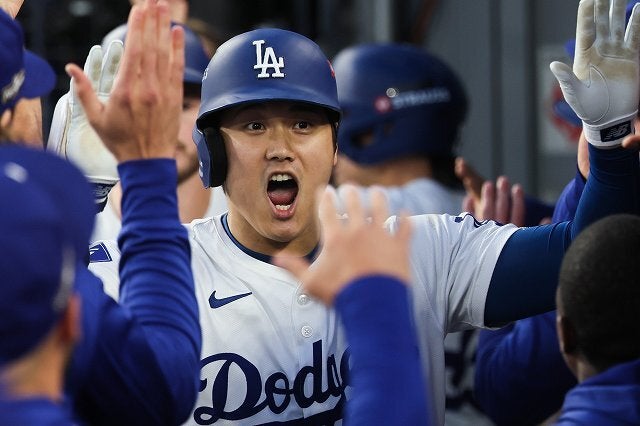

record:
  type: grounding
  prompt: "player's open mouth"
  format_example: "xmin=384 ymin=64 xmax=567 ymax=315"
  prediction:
xmin=267 ymin=173 xmax=299 ymax=214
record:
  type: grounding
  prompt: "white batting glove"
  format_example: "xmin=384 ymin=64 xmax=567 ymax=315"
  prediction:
xmin=550 ymin=0 xmax=640 ymax=148
xmin=47 ymin=41 xmax=123 ymax=210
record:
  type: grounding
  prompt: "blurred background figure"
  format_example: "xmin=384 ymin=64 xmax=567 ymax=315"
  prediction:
xmin=331 ymin=42 xmax=493 ymax=426
xmin=332 ymin=43 xmax=467 ymax=215
xmin=53 ymin=20 xmax=229 ymax=242
xmin=0 ymin=146 xmax=83 ymax=426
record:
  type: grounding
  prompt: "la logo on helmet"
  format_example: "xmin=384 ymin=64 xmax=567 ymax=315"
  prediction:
xmin=253 ymin=40 xmax=285 ymax=78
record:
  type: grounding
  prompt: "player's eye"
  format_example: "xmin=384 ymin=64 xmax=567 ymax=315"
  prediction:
xmin=293 ymin=120 xmax=311 ymax=130
xmin=245 ymin=122 xmax=265 ymax=131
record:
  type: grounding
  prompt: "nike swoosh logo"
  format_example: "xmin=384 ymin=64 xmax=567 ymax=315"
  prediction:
xmin=209 ymin=290 xmax=253 ymax=309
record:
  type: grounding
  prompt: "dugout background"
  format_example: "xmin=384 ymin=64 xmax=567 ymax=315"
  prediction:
xmin=18 ymin=0 xmax=581 ymax=203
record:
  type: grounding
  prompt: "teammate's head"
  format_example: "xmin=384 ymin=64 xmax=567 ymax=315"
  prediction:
xmin=102 ymin=21 xmax=210 ymax=183
xmin=101 ymin=21 xmax=209 ymax=88
xmin=0 ymin=9 xmax=55 ymax=140
xmin=0 ymin=146 xmax=92 ymax=367
xmin=556 ymin=214 xmax=640 ymax=377
xmin=193 ymin=28 xmax=340 ymax=188
xmin=332 ymin=43 xmax=467 ymax=169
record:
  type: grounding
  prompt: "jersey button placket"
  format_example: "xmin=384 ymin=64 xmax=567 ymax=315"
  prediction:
xmin=300 ymin=325 xmax=313 ymax=338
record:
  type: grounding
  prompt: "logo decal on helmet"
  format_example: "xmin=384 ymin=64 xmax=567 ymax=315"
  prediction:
xmin=253 ymin=40 xmax=285 ymax=78
xmin=1 ymin=69 xmax=25 ymax=104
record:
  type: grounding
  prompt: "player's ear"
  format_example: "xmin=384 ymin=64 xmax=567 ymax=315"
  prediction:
xmin=556 ymin=314 xmax=577 ymax=355
xmin=59 ymin=294 xmax=81 ymax=346
xmin=1 ymin=107 xmax=13 ymax=131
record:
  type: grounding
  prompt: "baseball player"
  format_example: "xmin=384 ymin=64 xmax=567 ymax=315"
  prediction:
xmin=330 ymin=42 xmax=492 ymax=426
xmin=0 ymin=5 xmax=78 ymax=424
xmin=64 ymin=3 xmax=203 ymax=422
xmin=0 ymin=146 xmax=88 ymax=426
xmin=331 ymin=43 xmax=467 ymax=217
xmin=48 ymin=20 xmax=228 ymax=243
xmin=85 ymin=1 xmax=640 ymax=424
xmin=3 ymin=1 xmax=202 ymax=424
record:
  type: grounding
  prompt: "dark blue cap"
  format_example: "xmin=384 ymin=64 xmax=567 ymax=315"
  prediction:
xmin=0 ymin=9 xmax=55 ymax=114
xmin=0 ymin=145 xmax=93 ymax=365
xmin=102 ymin=22 xmax=210 ymax=85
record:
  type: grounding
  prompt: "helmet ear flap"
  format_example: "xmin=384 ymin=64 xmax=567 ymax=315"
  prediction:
xmin=203 ymin=128 xmax=228 ymax=188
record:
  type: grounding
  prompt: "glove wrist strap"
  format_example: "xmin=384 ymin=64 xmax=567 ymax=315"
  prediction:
xmin=583 ymin=112 xmax=637 ymax=148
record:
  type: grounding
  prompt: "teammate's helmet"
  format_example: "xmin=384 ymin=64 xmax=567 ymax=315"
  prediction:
xmin=101 ymin=22 xmax=209 ymax=85
xmin=193 ymin=28 xmax=341 ymax=188
xmin=332 ymin=43 xmax=467 ymax=165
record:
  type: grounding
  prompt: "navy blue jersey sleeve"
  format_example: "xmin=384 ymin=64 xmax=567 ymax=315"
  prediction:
xmin=485 ymin=145 xmax=639 ymax=325
xmin=67 ymin=159 xmax=200 ymax=426
xmin=335 ymin=276 xmax=429 ymax=426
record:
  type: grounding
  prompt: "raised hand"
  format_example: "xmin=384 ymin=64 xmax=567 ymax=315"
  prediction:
xmin=455 ymin=158 xmax=526 ymax=227
xmin=65 ymin=0 xmax=185 ymax=162
xmin=274 ymin=185 xmax=413 ymax=305
xmin=550 ymin=0 xmax=640 ymax=148
xmin=0 ymin=0 xmax=24 ymax=18
xmin=48 ymin=41 xmax=123 ymax=207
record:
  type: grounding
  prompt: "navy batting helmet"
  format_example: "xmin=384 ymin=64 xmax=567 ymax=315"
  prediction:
xmin=101 ymin=22 xmax=209 ymax=85
xmin=193 ymin=28 xmax=341 ymax=188
xmin=332 ymin=43 xmax=467 ymax=165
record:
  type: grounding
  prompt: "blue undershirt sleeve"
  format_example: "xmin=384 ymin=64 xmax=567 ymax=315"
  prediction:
xmin=68 ymin=159 xmax=200 ymax=426
xmin=335 ymin=276 xmax=430 ymax=426
xmin=485 ymin=145 xmax=638 ymax=326
xmin=551 ymin=166 xmax=586 ymax=223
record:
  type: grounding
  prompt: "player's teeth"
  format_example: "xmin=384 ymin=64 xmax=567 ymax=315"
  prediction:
xmin=270 ymin=174 xmax=292 ymax=181
xmin=275 ymin=204 xmax=292 ymax=211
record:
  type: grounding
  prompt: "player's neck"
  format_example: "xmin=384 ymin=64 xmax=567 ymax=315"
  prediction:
xmin=0 ymin=334 xmax=66 ymax=402
xmin=176 ymin=171 xmax=212 ymax=222
xmin=349 ymin=157 xmax=432 ymax=187
xmin=110 ymin=173 xmax=212 ymax=223
xmin=374 ymin=157 xmax=433 ymax=186
xmin=225 ymin=208 xmax=320 ymax=257
xmin=574 ymin=359 xmax=602 ymax=383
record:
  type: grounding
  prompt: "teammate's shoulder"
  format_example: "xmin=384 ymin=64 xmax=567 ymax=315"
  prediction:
xmin=89 ymin=240 xmax=120 ymax=263
xmin=186 ymin=215 xmax=224 ymax=241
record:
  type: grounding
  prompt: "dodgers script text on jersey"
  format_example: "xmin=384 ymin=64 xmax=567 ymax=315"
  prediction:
xmin=89 ymin=212 xmax=517 ymax=425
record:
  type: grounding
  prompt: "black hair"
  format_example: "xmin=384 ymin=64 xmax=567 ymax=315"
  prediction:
xmin=558 ymin=213 xmax=640 ymax=372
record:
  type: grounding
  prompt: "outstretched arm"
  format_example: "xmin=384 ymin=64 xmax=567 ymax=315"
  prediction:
xmin=0 ymin=0 xmax=23 ymax=18
xmin=64 ymin=1 xmax=200 ymax=424
xmin=484 ymin=0 xmax=640 ymax=326
xmin=276 ymin=186 xmax=430 ymax=426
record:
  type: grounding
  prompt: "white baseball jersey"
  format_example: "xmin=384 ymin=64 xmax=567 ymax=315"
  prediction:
xmin=90 ymin=212 xmax=517 ymax=425
xmin=90 ymin=186 xmax=228 ymax=243
xmin=336 ymin=179 xmax=493 ymax=426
